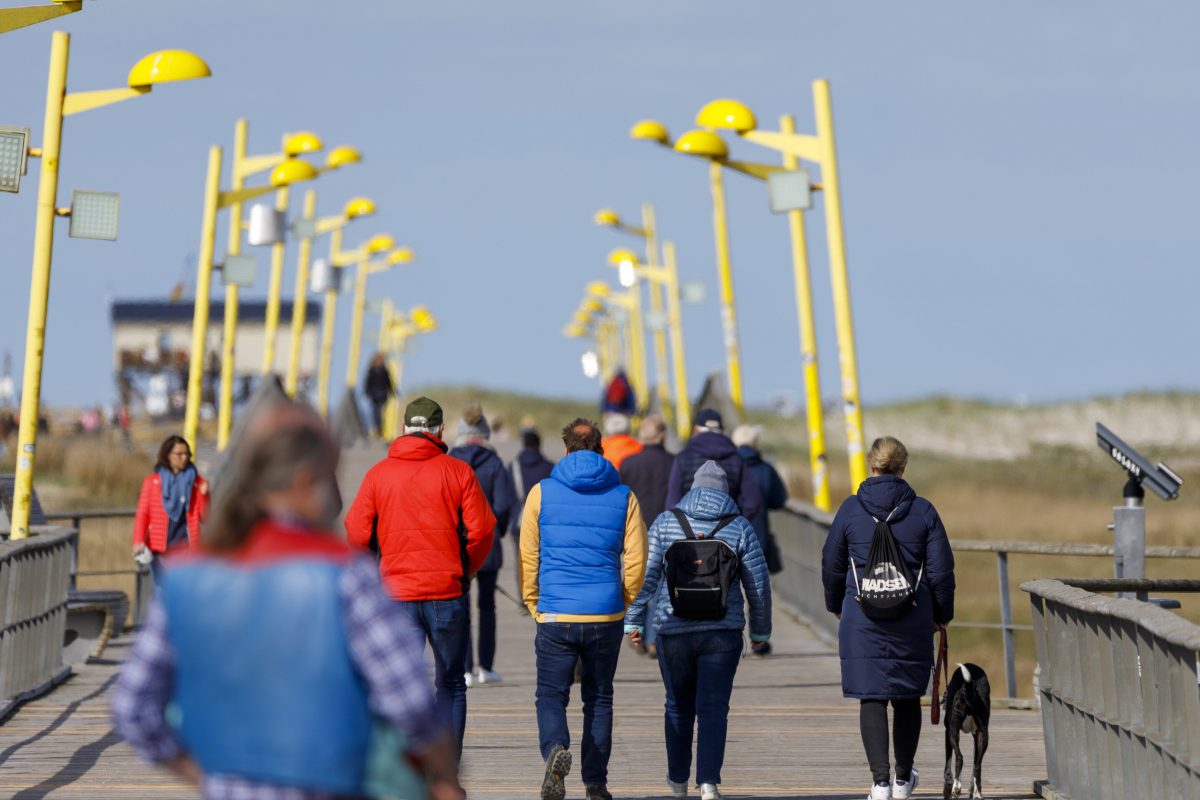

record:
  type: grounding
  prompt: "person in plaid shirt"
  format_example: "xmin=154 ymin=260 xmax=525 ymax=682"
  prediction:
xmin=111 ymin=401 xmax=463 ymax=800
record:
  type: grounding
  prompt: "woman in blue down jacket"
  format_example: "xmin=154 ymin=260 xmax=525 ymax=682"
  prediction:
xmin=821 ymin=437 xmax=955 ymax=800
xmin=625 ymin=460 xmax=771 ymax=800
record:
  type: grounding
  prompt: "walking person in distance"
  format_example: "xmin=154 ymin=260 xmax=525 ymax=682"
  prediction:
xmin=132 ymin=435 xmax=209 ymax=584
xmin=625 ymin=461 xmax=772 ymax=800
xmin=821 ymin=436 xmax=956 ymax=800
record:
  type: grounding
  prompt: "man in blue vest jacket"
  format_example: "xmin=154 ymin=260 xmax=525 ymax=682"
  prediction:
xmin=520 ymin=418 xmax=649 ymax=800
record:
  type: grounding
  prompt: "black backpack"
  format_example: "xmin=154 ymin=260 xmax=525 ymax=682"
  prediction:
xmin=664 ymin=510 xmax=740 ymax=621
xmin=850 ymin=501 xmax=923 ymax=620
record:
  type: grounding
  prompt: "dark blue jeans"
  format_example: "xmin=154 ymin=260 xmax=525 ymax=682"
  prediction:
xmin=535 ymin=620 xmax=623 ymax=786
xmin=465 ymin=570 xmax=498 ymax=672
xmin=401 ymin=595 xmax=469 ymax=759
xmin=656 ymin=629 xmax=743 ymax=785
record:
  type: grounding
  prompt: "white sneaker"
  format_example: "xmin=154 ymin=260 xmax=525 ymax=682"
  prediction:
xmin=892 ymin=768 xmax=918 ymax=799
xmin=464 ymin=671 xmax=476 ymax=689
xmin=868 ymin=782 xmax=892 ymax=800
xmin=699 ymin=783 xmax=721 ymax=800
xmin=668 ymin=779 xmax=688 ymax=799
xmin=476 ymin=668 xmax=503 ymax=685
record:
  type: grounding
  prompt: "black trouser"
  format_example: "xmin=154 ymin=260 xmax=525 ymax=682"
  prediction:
xmin=860 ymin=698 xmax=921 ymax=785
xmin=465 ymin=570 xmax=498 ymax=672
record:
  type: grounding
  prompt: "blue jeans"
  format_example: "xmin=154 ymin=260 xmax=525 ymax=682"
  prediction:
xmin=465 ymin=570 xmax=498 ymax=672
xmin=535 ymin=621 xmax=623 ymax=786
xmin=656 ymin=629 xmax=743 ymax=785
xmin=401 ymin=596 xmax=469 ymax=759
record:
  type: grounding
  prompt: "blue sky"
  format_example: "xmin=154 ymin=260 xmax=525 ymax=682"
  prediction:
xmin=1 ymin=1 xmax=1197 ymax=409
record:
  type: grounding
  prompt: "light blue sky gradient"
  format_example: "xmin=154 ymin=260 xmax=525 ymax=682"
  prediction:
xmin=1 ymin=1 xmax=1196 ymax=409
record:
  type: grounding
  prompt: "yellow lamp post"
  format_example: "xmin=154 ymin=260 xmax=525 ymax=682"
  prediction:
xmin=284 ymin=193 xmax=376 ymax=397
xmin=345 ymin=238 xmax=413 ymax=391
xmin=213 ymin=124 xmax=324 ymax=451
xmin=595 ymin=204 xmax=675 ymax=426
xmin=9 ymin=34 xmax=210 ymax=539
xmin=607 ymin=246 xmax=692 ymax=441
xmin=587 ymin=279 xmax=648 ymax=390
xmin=697 ymin=83 xmax=868 ymax=489
xmin=631 ymin=122 xmax=746 ymax=417
xmin=0 ymin=0 xmax=79 ymax=35
xmin=182 ymin=155 xmax=318 ymax=453
xmin=377 ymin=303 xmax=437 ymax=438
xmin=262 ymin=144 xmax=362 ymax=376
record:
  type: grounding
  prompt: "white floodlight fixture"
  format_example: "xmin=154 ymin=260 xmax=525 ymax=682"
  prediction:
xmin=680 ymin=281 xmax=707 ymax=304
xmin=617 ymin=260 xmax=637 ymax=288
xmin=247 ymin=204 xmax=286 ymax=246
xmin=581 ymin=351 xmax=600 ymax=379
xmin=221 ymin=254 xmax=257 ymax=287
xmin=766 ymin=167 xmax=814 ymax=214
xmin=309 ymin=256 xmax=333 ymax=293
xmin=68 ymin=190 xmax=120 ymax=240
xmin=0 ymin=126 xmax=29 ymax=193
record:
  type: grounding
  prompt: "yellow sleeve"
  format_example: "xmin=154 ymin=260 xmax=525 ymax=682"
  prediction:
xmin=519 ymin=484 xmax=543 ymax=616
xmin=622 ymin=492 xmax=648 ymax=608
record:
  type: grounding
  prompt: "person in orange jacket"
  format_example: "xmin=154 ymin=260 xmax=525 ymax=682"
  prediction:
xmin=132 ymin=435 xmax=209 ymax=583
xmin=600 ymin=413 xmax=642 ymax=471
xmin=345 ymin=396 xmax=495 ymax=760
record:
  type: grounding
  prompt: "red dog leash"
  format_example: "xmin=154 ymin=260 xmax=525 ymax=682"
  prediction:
xmin=931 ymin=624 xmax=949 ymax=725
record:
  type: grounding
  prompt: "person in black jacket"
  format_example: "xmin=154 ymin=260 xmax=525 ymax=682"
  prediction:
xmin=618 ymin=415 xmax=674 ymax=526
xmin=732 ymin=424 xmax=788 ymax=657
xmin=449 ymin=403 xmax=516 ymax=686
xmin=508 ymin=427 xmax=555 ymax=593
xmin=363 ymin=354 xmax=394 ymax=438
xmin=665 ymin=409 xmax=762 ymax=523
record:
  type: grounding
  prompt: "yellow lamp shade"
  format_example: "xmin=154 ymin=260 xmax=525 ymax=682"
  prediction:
xmin=410 ymin=305 xmax=432 ymax=319
xmin=127 ymin=49 xmax=211 ymax=89
xmin=367 ymin=234 xmax=397 ymax=254
xmin=674 ymin=129 xmax=728 ymax=160
xmin=270 ymin=158 xmax=318 ymax=187
xmin=607 ymin=248 xmax=638 ymax=267
xmin=283 ymin=131 xmax=323 ymax=156
xmin=586 ymin=281 xmax=611 ymax=298
xmin=594 ymin=209 xmax=621 ymax=227
xmin=696 ymin=99 xmax=757 ymax=133
xmin=630 ymin=119 xmax=670 ymax=143
xmin=344 ymin=196 xmax=376 ymax=219
xmin=563 ymin=325 xmax=587 ymax=339
xmin=573 ymin=310 xmax=591 ymax=325
xmin=326 ymin=145 xmax=362 ymax=169
xmin=387 ymin=247 xmax=414 ymax=264
xmin=583 ymin=299 xmax=604 ymax=313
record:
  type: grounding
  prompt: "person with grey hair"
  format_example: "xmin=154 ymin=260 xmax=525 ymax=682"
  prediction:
xmin=449 ymin=403 xmax=516 ymax=686
xmin=601 ymin=412 xmax=642 ymax=470
xmin=112 ymin=400 xmax=464 ymax=800
xmin=345 ymin=396 xmax=496 ymax=760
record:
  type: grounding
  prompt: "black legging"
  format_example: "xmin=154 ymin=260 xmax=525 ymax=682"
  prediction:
xmin=860 ymin=698 xmax=921 ymax=785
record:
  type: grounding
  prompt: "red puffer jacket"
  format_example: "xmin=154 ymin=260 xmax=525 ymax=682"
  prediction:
xmin=133 ymin=472 xmax=209 ymax=553
xmin=345 ymin=433 xmax=496 ymax=601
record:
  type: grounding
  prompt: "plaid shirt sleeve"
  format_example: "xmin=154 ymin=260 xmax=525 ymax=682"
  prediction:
xmin=340 ymin=556 xmax=442 ymax=751
xmin=110 ymin=595 xmax=185 ymax=764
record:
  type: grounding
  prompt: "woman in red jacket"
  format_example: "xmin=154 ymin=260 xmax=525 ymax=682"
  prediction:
xmin=133 ymin=436 xmax=209 ymax=581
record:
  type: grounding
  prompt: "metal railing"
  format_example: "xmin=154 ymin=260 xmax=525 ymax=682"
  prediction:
xmin=769 ymin=502 xmax=1200 ymax=699
xmin=1023 ymin=578 xmax=1200 ymax=800
xmin=0 ymin=527 xmax=77 ymax=719
xmin=43 ymin=508 xmax=149 ymax=622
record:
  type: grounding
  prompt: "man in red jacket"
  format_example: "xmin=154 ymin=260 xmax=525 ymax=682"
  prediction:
xmin=345 ymin=396 xmax=496 ymax=760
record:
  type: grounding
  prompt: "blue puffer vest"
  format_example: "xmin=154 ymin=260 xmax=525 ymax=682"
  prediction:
xmin=161 ymin=522 xmax=371 ymax=795
xmin=537 ymin=450 xmax=630 ymax=616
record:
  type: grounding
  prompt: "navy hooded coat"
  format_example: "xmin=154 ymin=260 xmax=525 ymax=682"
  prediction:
xmin=821 ymin=475 xmax=955 ymax=699
xmin=449 ymin=443 xmax=516 ymax=572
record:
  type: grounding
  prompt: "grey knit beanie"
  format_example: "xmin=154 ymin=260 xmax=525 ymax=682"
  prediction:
xmin=692 ymin=460 xmax=728 ymax=493
xmin=456 ymin=402 xmax=491 ymax=443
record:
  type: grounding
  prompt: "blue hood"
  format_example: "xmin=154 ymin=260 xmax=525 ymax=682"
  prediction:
xmin=676 ymin=485 xmax=740 ymax=521
xmin=449 ymin=443 xmax=500 ymax=472
xmin=687 ymin=431 xmax=738 ymax=460
xmin=550 ymin=450 xmax=620 ymax=494
xmin=736 ymin=445 xmax=763 ymax=468
xmin=856 ymin=475 xmax=916 ymax=523
xmin=518 ymin=447 xmax=552 ymax=469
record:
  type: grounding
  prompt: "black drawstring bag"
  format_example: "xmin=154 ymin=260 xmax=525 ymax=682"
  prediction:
xmin=850 ymin=501 xmax=923 ymax=620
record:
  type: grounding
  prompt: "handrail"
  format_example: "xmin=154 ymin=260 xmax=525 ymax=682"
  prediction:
xmin=1022 ymin=579 xmax=1200 ymax=798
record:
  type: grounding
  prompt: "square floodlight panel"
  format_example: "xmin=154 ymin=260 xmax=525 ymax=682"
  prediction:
xmin=291 ymin=218 xmax=317 ymax=239
xmin=222 ymin=254 xmax=257 ymax=287
xmin=0 ymin=127 xmax=30 ymax=193
xmin=766 ymin=167 xmax=813 ymax=214
xmin=69 ymin=190 xmax=120 ymax=240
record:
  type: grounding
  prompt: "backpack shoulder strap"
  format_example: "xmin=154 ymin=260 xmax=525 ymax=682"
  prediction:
xmin=709 ymin=514 xmax=740 ymax=538
xmin=670 ymin=508 xmax=696 ymax=539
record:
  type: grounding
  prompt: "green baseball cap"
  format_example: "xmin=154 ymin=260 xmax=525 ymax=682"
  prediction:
xmin=404 ymin=396 xmax=443 ymax=428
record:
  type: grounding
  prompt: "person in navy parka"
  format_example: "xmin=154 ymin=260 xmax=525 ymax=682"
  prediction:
xmin=821 ymin=436 xmax=955 ymax=800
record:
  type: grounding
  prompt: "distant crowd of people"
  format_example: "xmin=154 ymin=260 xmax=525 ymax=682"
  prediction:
xmin=111 ymin=393 xmax=955 ymax=800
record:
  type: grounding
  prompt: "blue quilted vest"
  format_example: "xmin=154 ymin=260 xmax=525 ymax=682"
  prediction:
xmin=537 ymin=450 xmax=629 ymax=616
xmin=160 ymin=523 xmax=371 ymax=795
